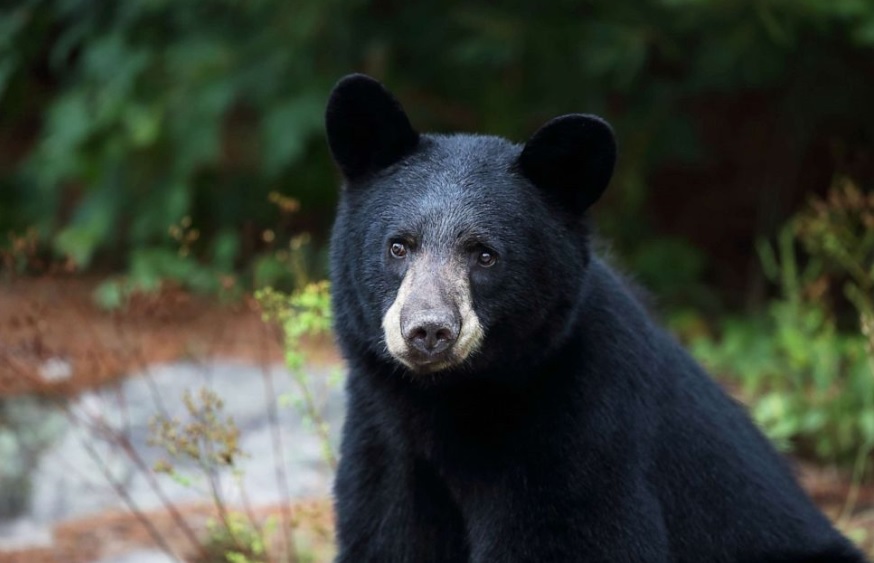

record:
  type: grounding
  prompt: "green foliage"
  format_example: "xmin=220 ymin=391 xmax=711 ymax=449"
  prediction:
xmin=0 ymin=228 xmax=44 ymax=277
xmin=795 ymin=178 xmax=874 ymax=356
xmin=691 ymin=222 xmax=874 ymax=465
xmin=256 ymin=281 xmax=338 ymax=469
xmin=257 ymin=282 xmax=332 ymax=355
xmin=198 ymin=513 xmax=276 ymax=563
xmin=2 ymin=0 xmax=873 ymax=294
xmin=145 ymin=291 xmax=338 ymax=560
xmin=1 ymin=0 xmax=341 ymax=284
xmin=90 ymin=204 xmax=325 ymax=309
xmin=623 ymin=236 xmax=714 ymax=309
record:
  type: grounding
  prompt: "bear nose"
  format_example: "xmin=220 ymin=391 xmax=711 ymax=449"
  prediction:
xmin=402 ymin=314 xmax=459 ymax=356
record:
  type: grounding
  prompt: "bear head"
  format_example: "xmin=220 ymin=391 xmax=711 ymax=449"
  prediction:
xmin=326 ymin=74 xmax=616 ymax=383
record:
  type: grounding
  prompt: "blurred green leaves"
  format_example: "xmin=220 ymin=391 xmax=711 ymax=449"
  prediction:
xmin=2 ymin=0 xmax=344 ymax=279
xmin=691 ymin=185 xmax=874 ymax=466
xmin=1 ymin=0 xmax=873 ymax=294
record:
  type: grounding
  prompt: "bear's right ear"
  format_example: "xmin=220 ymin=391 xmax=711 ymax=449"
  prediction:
xmin=516 ymin=114 xmax=616 ymax=216
xmin=325 ymin=74 xmax=419 ymax=182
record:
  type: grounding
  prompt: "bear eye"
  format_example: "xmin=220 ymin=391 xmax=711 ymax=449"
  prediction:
xmin=477 ymin=249 xmax=497 ymax=268
xmin=389 ymin=242 xmax=408 ymax=259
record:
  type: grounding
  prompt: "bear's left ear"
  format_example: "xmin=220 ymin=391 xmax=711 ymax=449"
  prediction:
xmin=516 ymin=114 xmax=616 ymax=215
xmin=325 ymin=74 xmax=419 ymax=182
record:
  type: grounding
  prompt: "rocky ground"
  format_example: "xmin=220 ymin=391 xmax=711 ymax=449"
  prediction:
xmin=0 ymin=276 xmax=872 ymax=561
xmin=1 ymin=277 xmax=340 ymax=561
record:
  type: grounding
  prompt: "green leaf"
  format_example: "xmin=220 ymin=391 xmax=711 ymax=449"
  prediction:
xmin=93 ymin=279 xmax=126 ymax=311
xmin=261 ymin=94 xmax=324 ymax=175
xmin=211 ymin=229 xmax=240 ymax=272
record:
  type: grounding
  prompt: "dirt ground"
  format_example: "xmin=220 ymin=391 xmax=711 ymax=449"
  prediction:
xmin=1 ymin=276 xmax=873 ymax=560
xmin=0 ymin=275 xmax=339 ymax=398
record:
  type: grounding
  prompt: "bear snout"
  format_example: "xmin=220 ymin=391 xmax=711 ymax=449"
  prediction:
xmin=381 ymin=251 xmax=485 ymax=372
xmin=401 ymin=310 xmax=460 ymax=357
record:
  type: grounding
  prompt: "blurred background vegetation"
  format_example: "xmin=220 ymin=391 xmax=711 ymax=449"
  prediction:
xmin=1 ymin=0 xmax=873 ymax=471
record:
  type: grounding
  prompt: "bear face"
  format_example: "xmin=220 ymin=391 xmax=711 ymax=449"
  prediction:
xmin=327 ymin=74 xmax=616 ymax=381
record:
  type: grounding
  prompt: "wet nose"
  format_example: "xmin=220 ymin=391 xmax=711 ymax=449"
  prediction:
xmin=402 ymin=313 xmax=459 ymax=355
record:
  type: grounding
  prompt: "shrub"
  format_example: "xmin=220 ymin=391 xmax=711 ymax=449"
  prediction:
xmin=691 ymin=181 xmax=874 ymax=468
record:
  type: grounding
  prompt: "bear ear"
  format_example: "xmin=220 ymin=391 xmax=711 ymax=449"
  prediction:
xmin=516 ymin=114 xmax=617 ymax=215
xmin=325 ymin=74 xmax=419 ymax=181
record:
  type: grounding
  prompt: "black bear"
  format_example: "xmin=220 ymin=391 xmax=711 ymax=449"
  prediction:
xmin=325 ymin=74 xmax=866 ymax=563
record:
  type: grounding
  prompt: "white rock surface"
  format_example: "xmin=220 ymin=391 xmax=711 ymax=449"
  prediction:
xmin=0 ymin=360 xmax=345 ymax=555
xmin=96 ymin=548 xmax=176 ymax=563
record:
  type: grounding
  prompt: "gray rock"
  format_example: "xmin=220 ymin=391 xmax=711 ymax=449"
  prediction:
xmin=0 ymin=360 xmax=345 ymax=553
xmin=95 ymin=548 xmax=176 ymax=563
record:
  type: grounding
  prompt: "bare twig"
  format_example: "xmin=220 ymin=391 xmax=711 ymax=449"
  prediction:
xmin=260 ymin=318 xmax=297 ymax=562
xmin=73 ymin=424 xmax=181 ymax=560
xmin=76 ymin=410 xmax=204 ymax=556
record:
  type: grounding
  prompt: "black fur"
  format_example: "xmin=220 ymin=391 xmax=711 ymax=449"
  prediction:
xmin=325 ymin=74 xmax=419 ymax=180
xmin=326 ymin=74 xmax=866 ymax=563
xmin=517 ymin=113 xmax=616 ymax=214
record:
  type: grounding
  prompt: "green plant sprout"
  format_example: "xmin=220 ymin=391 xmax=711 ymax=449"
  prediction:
xmin=256 ymin=281 xmax=337 ymax=470
xmin=197 ymin=513 xmax=278 ymax=563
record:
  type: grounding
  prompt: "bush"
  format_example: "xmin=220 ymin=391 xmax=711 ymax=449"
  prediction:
xmin=256 ymin=281 xmax=337 ymax=470
xmin=795 ymin=178 xmax=874 ymax=356
xmin=2 ymin=0 xmax=873 ymax=297
xmin=691 ymin=182 xmax=874 ymax=467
